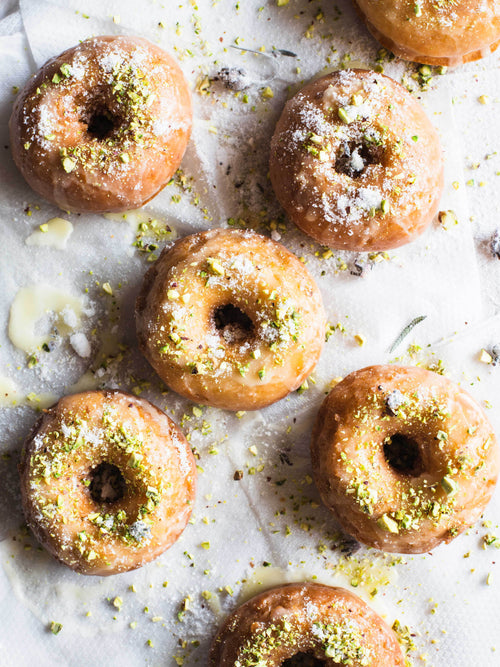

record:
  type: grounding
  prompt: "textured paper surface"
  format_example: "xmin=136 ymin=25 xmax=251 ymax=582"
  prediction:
xmin=0 ymin=1 xmax=499 ymax=665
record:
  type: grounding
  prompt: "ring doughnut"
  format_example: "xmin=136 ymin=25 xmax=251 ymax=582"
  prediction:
xmin=135 ymin=228 xmax=326 ymax=411
xmin=209 ymin=582 xmax=405 ymax=665
xmin=19 ymin=390 xmax=197 ymax=575
xmin=352 ymin=0 xmax=500 ymax=67
xmin=9 ymin=35 xmax=192 ymax=213
xmin=269 ymin=69 xmax=443 ymax=251
xmin=311 ymin=365 xmax=499 ymax=553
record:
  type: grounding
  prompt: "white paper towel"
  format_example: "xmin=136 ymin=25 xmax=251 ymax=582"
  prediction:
xmin=0 ymin=1 xmax=499 ymax=665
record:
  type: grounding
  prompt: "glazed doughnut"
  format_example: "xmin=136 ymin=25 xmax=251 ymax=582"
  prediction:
xmin=209 ymin=582 xmax=405 ymax=665
xmin=353 ymin=0 xmax=500 ymax=67
xmin=19 ymin=390 xmax=196 ymax=575
xmin=269 ymin=69 xmax=443 ymax=251
xmin=135 ymin=228 xmax=326 ymax=411
xmin=9 ymin=35 xmax=192 ymax=213
xmin=311 ymin=365 xmax=499 ymax=554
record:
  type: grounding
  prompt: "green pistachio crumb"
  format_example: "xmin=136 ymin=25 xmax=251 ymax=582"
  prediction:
xmin=50 ymin=621 xmax=63 ymax=635
xmin=206 ymin=257 xmax=225 ymax=276
xmin=440 ymin=476 xmax=458 ymax=496
xmin=377 ymin=514 xmax=399 ymax=534
xmin=438 ymin=210 xmax=458 ymax=229
xmin=60 ymin=63 xmax=72 ymax=77
xmin=338 ymin=107 xmax=351 ymax=124
xmin=62 ymin=157 xmax=76 ymax=173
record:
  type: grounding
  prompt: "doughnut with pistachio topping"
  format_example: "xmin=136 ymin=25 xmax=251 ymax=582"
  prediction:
xmin=209 ymin=582 xmax=405 ymax=666
xmin=352 ymin=0 xmax=500 ymax=67
xmin=9 ymin=35 xmax=192 ymax=213
xmin=135 ymin=228 xmax=326 ymax=411
xmin=269 ymin=69 xmax=443 ymax=251
xmin=311 ymin=365 xmax=499 ymax=553
xmin=19 ymin=390 xmax=196 ymax=575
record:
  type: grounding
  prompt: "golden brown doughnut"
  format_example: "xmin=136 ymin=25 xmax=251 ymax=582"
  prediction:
xmin=269 ymin=69 xmax=443 ymax=251
xmin=9 ymin=35 xmax=192 ymax=213
xmin=209 ymin=582 xmax=405 ymax=665
xmin=135 ymin=228 xmax=326 ymax=411
xmin=311 ymin=365 xmax=499 ymax=554
xmin=19 ymin=390 xmax=196 ymax=575
xmin=353 ymin=0 xmax=500 ymax=66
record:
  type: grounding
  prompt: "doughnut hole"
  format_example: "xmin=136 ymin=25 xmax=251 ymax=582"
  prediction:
xmin=88 ymin=462 xmax=127 ymax=503
xmin=82 ymin=102 xmax=123 ymax=141
xmin=212 ymin=303 xmax=254 ymax=344
xmin=335 ymin=137 xmax=384 ymax=179
xmin=383 ymin=433 xmax=423 ymax=476
xmin=282 ymin=654 xmax=326 ymax=666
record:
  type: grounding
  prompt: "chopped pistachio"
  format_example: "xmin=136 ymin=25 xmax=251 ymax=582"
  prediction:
xmin=27 ymin=354 xmax=38 ymax=369
xmin=338 ymin=107 xmax=351 ymax=124
xmin=440 ymin=476 xmax=458 ymax=496
xmin=310 ymin=133 xmax=324 ymax=145
xmin=479 ymin=349 xmax=493 ymax=364
xmin=206 ymin=257 xmax=225 ymax=276
xmin=438 ymin=210 xmax=458 ymax=230
xmin=50 ymin=621 xmax=63 ymax=635
xmin=62 ymin=157 xmax=76 ymax=173
xmin=128 ymin=452 xmax=143 ymax=467
xmin=60 ymin=63 xmax=71 ymax=77
xmin=377 ymin=514 xmax=399 ymax=534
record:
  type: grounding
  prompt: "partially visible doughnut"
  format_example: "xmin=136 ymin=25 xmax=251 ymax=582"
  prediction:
xmin=9 ymin=35 xmax=192 ymax=213
xmin=353 ymin=0 xmax=500 ymax=67
xmin=270 ymin=69 xmax=443 ymax=251
xmin=19 ymin=390 xmax=197 ymax=575
xmin=136 ymin=228 xmax=326 ymax=411
xmin=311 ymin=365 xmax=499 ymax=553
xmin=210 ymin=582 xmax=405 ymax=665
